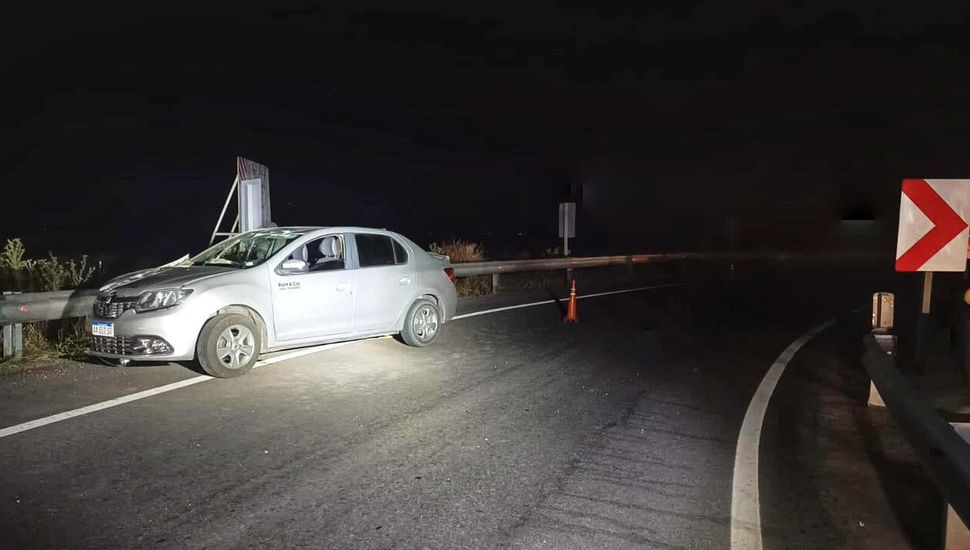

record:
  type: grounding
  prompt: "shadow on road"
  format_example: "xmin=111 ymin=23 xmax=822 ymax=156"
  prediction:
xmin=544 ymin=287 xmax=566 ymax=318
xmin=79 ymin=354 xmax=203 ymax=375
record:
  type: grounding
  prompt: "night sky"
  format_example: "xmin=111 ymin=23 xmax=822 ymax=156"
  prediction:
xmin=4 ymin=2 xmax=970 ymax=268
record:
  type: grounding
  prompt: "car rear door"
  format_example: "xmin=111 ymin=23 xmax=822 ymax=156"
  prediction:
xmin=350 ymin=233 xmax=414 ymax=333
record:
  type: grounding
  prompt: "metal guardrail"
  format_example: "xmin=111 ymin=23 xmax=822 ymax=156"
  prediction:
xmin=0 ymin=251 xmax=884 ymax=326
xmin=451 ymin=251 xmax=884 ymax=277
xmin=450 ymin=252 xmax=693 ymax=277
xmin=862 ymin=334 xmax=970 ymax=528
xmin=0 ymin=289 xmax=98 ymax=326
xmin=0 ymin=252 xmax=703 ymax=325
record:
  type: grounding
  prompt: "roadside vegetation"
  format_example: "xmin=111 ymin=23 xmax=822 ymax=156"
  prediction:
xmin=429 ymin=240 xmax=491 ymax=296
xmin=0 ymin=238 xmax=98 ymax=362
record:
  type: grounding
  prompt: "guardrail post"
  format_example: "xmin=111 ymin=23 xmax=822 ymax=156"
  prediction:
xmin=2 ymin=291 xmax=24 ymax=360
xmin=491 ymin=273 xmax=500 ymax=294
xmin=2 ymin=323 xmax=23 ymax=360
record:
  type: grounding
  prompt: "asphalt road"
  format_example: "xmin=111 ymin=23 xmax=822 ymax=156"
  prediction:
xmin=0 ymin=263 xmax=922 ymax=549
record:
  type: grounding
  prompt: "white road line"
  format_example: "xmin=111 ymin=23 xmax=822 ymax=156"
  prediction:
xmin=254 ymin=340 xmax=358 ymax=368
xmin=0 ymin=341 xmax=356 ymax=440
xmin=451 ymin=282 xmax=685 ymax=320
xmin=730 ymin=318 xmax=836 ymax=550
xmin=0 ymin=283 xmax=682 ymax=440
xmin=576 ymin=283 xmax=685 ymax=300
xmin=0 ymin=375 xmax=212 ymax=439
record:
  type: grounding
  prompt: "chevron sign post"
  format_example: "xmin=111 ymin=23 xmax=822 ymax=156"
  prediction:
xmin=895 ymin=178 xmax=970 ymax=361
xmin=895 ymin=179 xmax=970 ymax=272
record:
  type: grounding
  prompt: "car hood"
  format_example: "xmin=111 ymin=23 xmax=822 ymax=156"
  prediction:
xmin=101 ymin=266 xmax=236 ymax=296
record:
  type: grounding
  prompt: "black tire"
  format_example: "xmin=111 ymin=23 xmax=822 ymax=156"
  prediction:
xmin=400 ymin=299 xmax=440 ymax=347
xmin=196 ymin=313 xmax=261 ymax=378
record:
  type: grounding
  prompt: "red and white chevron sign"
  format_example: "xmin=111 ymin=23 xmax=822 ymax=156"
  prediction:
xmin=895 ymin=179 xmax=970 ymax=272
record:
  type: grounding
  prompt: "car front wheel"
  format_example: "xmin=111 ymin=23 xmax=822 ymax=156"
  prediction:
xmin=196 ymin=313 xmax=261 ymax=378
xmin=400 ymin=299 xmax=440 ymax=347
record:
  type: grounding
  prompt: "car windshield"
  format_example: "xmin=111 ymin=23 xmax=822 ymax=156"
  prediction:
xmin=188 ymin=230 xmax=306 ymax=269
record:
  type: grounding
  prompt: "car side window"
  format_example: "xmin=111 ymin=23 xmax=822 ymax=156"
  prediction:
xmin=392 ymin=240 xmax=408 ymax=265
xmin=285 ymin=235 xmax=346 ymax=272
xmin=356 ymin=234 xmax=396 ymax=267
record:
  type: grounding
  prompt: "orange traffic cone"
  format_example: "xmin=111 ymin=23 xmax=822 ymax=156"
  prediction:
xmin=564 ymin=279 xmax=578 ymax=323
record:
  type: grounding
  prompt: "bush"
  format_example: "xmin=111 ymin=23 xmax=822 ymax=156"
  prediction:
xmin=1 ymin=238 xmax=98 ymax=363
xmin=0 ymin=239 xmax=34 ymax=292
xmin=21 ymin=322 xmax=52 ymax=358
xmin=429 ymin=240 xmax=485 ymax=263
xmin=54 ymin=319 xmax=91 ymax=359
xmin=34 ymin=253 xmax=96 ymax=291
xmin=0 ymin=238 xmax=34 ymax=271
xmin=0 ymin=239 xmax=96 ymax=292
xmin=429 ymin=239 xmax=491 ymax=296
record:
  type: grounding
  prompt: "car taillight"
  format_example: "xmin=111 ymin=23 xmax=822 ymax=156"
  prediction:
xmin=444 ymin=267 xmax=456 ymax=283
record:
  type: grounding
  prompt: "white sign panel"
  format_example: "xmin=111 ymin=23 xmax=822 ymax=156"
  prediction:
xmin=895 ymin=179 xmax=970 ymax=272
xmin=559 ymin=202 xmax=576 ymax=238
xmin=239 ymin=179 xmax=264 ymax=233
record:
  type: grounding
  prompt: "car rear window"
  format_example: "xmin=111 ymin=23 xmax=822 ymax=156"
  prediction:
xmin=356 ymin=234 xmax=396 ymax=267
xmin=393 ymin=240 xmax=408 ymax=264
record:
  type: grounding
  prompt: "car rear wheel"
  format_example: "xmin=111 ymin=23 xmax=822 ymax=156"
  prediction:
xmin=197 ymin=313 xmax=260 ymax=378
xmin=400 ymin=299 xmax=440 ymax=347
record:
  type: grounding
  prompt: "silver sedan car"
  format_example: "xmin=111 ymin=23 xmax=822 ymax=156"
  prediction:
xmin=88 ymin=227 xmax=458 ymax=377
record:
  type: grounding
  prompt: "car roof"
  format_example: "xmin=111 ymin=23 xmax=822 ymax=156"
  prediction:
xmin=272 ymin=226 xmax=401 ymax=235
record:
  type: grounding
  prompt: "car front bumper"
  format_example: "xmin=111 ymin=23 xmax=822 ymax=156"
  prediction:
xmin=86 ymin=308 xmax=201 ymax=361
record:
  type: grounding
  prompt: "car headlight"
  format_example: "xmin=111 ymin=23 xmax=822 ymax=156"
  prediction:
xmin=134 ymin=288 xmax=193 ymax=313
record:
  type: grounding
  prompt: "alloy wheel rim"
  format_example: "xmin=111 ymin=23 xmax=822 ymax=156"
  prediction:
xmin=412 ymin=305 xmax=439 ymax=342
xmin=216 ymin=325 xmax=256 ymax=369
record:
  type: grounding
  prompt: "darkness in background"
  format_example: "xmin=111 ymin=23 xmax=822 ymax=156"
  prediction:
xmin=4 ymin=2 xmax=970 ymax=272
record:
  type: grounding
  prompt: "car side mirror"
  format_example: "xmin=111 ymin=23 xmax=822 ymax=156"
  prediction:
xmin=279 ymin=259 xmax=308 ymax=274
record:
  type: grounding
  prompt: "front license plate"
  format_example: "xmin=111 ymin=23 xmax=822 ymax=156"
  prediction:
xmin=91 ymin=321 xmax=114 ymax=338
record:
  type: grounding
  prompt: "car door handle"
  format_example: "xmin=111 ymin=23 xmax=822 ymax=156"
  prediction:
xmin=399 ymin=276 xmax=411 ymax=285
xmin=336 ymin=282 xmax=352 ymax=293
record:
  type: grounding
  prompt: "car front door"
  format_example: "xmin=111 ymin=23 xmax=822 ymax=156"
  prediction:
xmin=270 ymin=235 xmax=355 ymax=341
xmin=350 ymin=233 xmax=415 ymax=333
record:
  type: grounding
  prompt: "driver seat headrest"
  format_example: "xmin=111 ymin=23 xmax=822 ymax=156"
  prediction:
xmin=318 ymin=236 xmax=342 ymax=258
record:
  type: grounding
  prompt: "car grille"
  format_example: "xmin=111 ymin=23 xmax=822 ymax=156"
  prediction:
xmin=93 ymin=296 xmax=136 ymax=318
xmin=90 ymin=335 xmax=133 ymax=355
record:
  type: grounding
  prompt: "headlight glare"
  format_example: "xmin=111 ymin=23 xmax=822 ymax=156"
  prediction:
xmin=134 ymin=289 xmax=193 ymax=312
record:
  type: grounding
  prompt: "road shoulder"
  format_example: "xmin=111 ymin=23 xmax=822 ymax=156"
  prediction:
xmin=759 ymin=316 xmax=942 ymax=549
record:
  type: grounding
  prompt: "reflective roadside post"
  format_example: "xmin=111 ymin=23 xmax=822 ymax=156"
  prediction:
xmin=868 ymin=292 xmax=895 ymax=407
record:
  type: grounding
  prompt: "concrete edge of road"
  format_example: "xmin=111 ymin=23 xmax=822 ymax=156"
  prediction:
xmin=729 ymin=317 xmax=838 ymax=550
xmin=0 ymin=283 xmax=681 ymax=441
